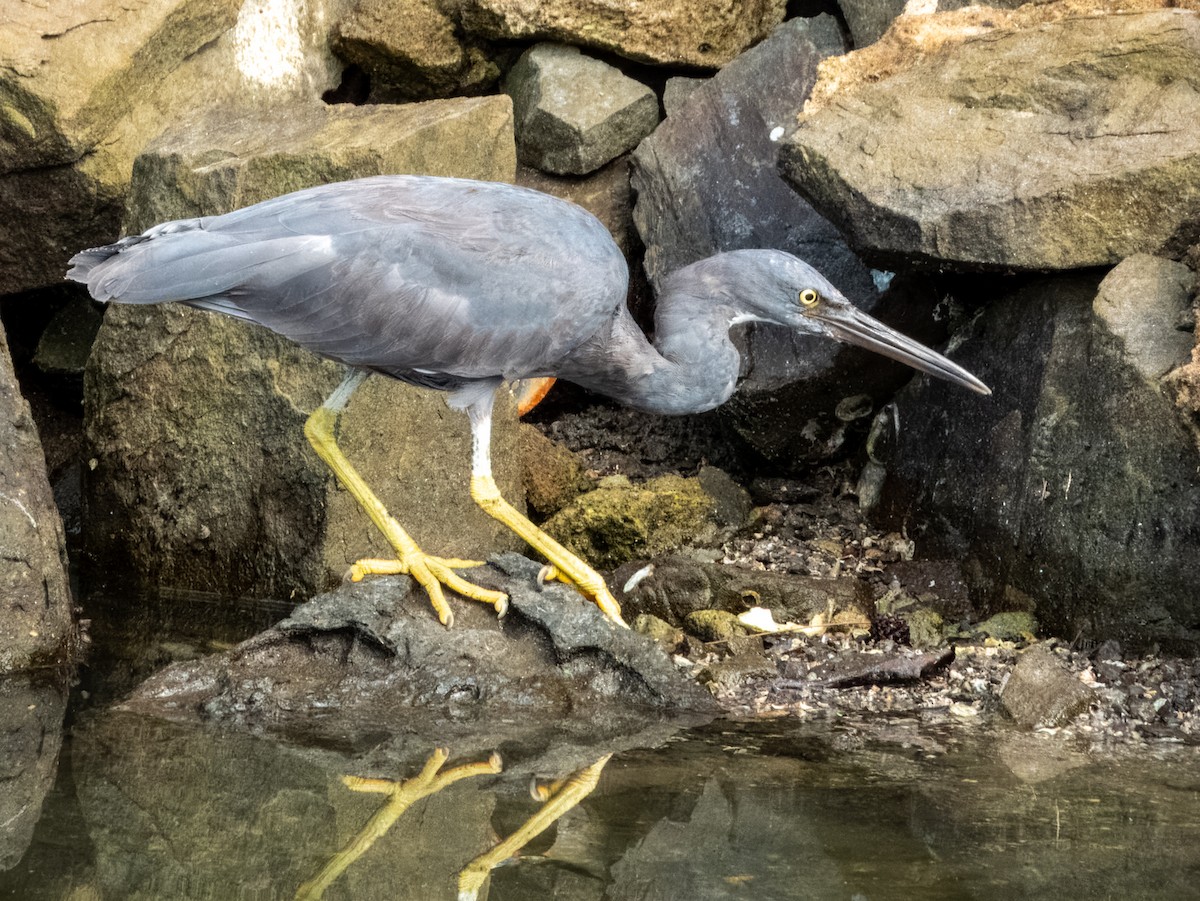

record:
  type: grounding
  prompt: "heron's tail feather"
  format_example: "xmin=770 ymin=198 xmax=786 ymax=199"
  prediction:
xmin=66 ymin=235 xmax=149 ymax=287
xmin=67 ymin=220 xmax=333 ymax=309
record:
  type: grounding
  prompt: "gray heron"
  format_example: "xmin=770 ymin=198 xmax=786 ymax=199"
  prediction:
xmin=69 ymin=175 xmax=990 ymax=629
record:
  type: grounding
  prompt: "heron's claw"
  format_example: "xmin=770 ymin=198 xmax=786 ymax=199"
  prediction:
xmin=533 ymin=562 xmax=626 ymax=628
xmin=348 ymin=553 xmax=509 ymax=626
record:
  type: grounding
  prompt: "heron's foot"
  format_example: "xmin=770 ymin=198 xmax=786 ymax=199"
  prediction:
xmin=536 ymin=563 xmax=627 ymax=628
xmin=348 ymin=551 xmax=509 ymax=628
xmin=470 ymin=474 xmax=627 ymax=629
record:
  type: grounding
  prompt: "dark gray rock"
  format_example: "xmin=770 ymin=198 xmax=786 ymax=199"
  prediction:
xmin=868 ymin=273 xmax=1200 ymax=651
xmin=507 ymin=43 xmax=658 ymax=176
xmin=835 ymin=0 xmax=907 ymax=48
xmin=0 ymin=322 xmax=73 ymax=673
xmin=632 ymin=15 xmax=858 ymax=295
xmin=781 ymin=9 xmax=1200 ymax=270
xmin=1001 ymin=645 xmax=1095 ymax=728
xmin=633 ymin=15 xmax=958 ymax=468
xmin=118 ymin=555 xmax=716 ymax=741
xmin=661 ymin=75 xmax=705 ymax=116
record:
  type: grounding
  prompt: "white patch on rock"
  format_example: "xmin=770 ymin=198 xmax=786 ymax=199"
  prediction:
xmin=234 ymin=0 xmax=306 ymax=89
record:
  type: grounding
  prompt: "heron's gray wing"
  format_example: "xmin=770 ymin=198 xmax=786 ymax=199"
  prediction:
xmin=74 ymin=176 xmax=630 ymax=383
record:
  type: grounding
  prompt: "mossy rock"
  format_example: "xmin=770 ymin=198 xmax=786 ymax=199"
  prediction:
xmin=542 ymin=474 xmax=718 ymax=569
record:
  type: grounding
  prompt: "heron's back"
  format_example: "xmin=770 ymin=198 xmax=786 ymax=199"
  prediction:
xmin=69 ymin=176 xmax=629 ymax=388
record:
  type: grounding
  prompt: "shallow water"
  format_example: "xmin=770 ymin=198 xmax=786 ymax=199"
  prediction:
xmin=3 ymin=591 xmax=1199 ymax=900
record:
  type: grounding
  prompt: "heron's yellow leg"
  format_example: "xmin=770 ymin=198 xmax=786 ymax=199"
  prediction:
xmin=457 ymin=755 xmax=611 ymax=901
xmin=296 ymin=748 xmax=502 ymax=901
xmin=304 ymin=405 xmax=509 ymax=627
xmin=469 ymin=474 xmax=627 ymax=628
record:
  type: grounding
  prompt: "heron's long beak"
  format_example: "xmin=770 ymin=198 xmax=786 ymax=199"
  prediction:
xmin=812 ymin=302 xmax=992 ymax=396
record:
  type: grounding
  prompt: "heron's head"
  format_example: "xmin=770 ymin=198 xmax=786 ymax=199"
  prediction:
xmin=724 ymin=250 xmax=992 ymax=397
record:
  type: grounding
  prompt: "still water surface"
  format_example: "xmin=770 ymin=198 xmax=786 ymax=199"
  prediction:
xmin=2 ymin=591 xmax=1198 ymax=900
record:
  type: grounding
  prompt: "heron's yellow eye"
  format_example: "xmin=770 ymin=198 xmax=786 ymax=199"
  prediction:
xmin=799 ymin=288 xmax=820 ymax=307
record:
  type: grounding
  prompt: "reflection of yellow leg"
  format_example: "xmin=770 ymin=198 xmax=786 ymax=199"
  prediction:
xmin=457 ymin=755 xmax=612 ymax=901
xmin=304 ymin=403 xmax=509 ymax=628
xmin=470 ymin=475 xmax=627 ymax=628
xmin=296 ymin=748 xmax=502 ymax=901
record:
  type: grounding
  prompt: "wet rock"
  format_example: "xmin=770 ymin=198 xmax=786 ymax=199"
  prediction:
xmin=0 ymin=323 xmax=73 ymax=672
xmin=697 ymin=647 xmax=777 ymax=690
xmin=119 ymin=554 xmax=716 ymax=738
xmin=0 ymin=677 xmax=67 ymax=869
xmin=612 ymin=553 xmax=873 ymax=628
xmin=542 ymin=474 xmax=720 ymax=570
xmin=868 ymin=273 xmax=1200 ymax=650
xmin=458 ymin=0 xmax=787 ymax=68
xmin=507 ymin=43 xmax=658 ymax=176
xmin=1001 ymin=646 xmax=1095 ymax=728
xmin=84 ymin=97 xmax=523 ymax=601
xmin=333 ymin=0 xmax=500 ymax=101
xmin=781 ymin=7 xmax=1200 ymax=270
xmin=519 ymin=423 xmax=593 ymax=517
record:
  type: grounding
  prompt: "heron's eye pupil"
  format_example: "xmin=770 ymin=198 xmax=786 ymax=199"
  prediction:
xmin=800 ymin=289 xmax=820 ymax=307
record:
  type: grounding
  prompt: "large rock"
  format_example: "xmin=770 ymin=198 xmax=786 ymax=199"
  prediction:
xmin=834 ymin=0 xmax=1029 ymax=49
xmin=631 ymin=16 xmax=962 ymax=468
xmin=458 ymin=0 xmax=787 ymax=68
xmin=118 ymin=555 xmax=716 ymax=734
xmin=867 ymin=271 xmax=1200 ymax=651
xmin=0 ymin=0 xmax=238 ymax=294
xmin=780 ymin=7 xmax=1200 ymax=271
xmin=542 ymin=474 xmax=725 ymax=570
xmin=507 ymin=43 xmax=658 ymax=176
xmin=0 ymin=0 xmax=239 ymax=175
xmin=632 ymin=16 xmax=856 ymax=293
xmin=0 ymin=322 xmax=72 ymax=673
xmin=0 ymin=0 xmax=345 ymax=294
xmin=84 ymin=97 xmax=524 ymax=601
xmin=332 ymin=0 xmax=500 ymax=100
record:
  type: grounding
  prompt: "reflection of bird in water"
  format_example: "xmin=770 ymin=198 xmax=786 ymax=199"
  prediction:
xmin=69 ymin=175 xmax=990 ymax=628
xmin=292 ymin=747 xmax=609 ymax=901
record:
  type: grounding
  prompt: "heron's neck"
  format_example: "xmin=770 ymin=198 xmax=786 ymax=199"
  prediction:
xmin=560 ymin=294 xmax=743 ymax=416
